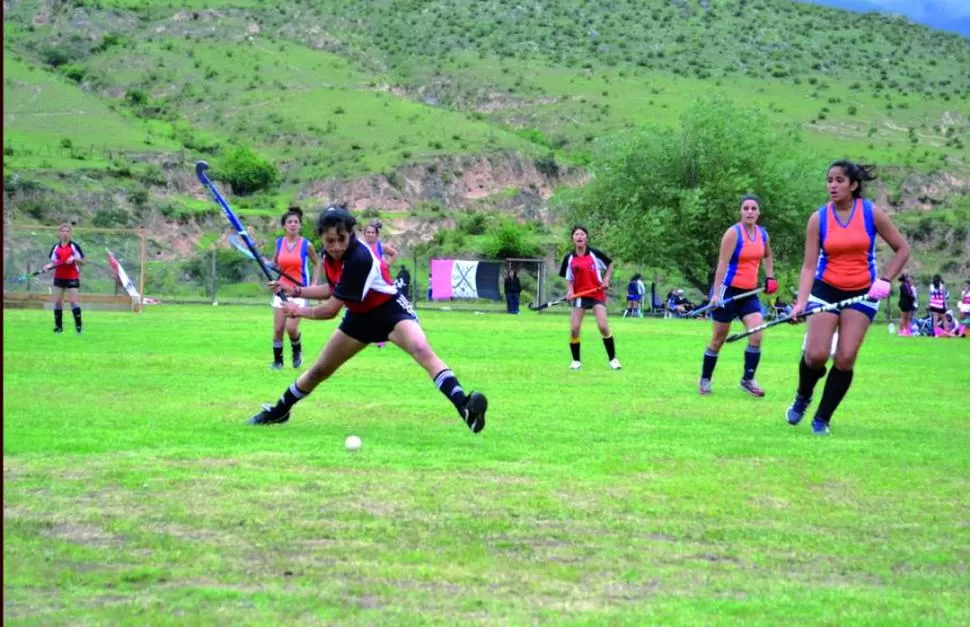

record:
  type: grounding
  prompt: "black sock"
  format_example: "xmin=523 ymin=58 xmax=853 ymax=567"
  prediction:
xmin=602 ymin=335 xmax=616 ymax=360
xmin=814 ymin=367 xmax=854 ymax=424
xmin=54 ymin=308 xmax=63 ymax=329
xmin=433 ymin=369 xmax=468 ymax=413
xmin=273 ymin=340 xmax=283 ymax=364
xmin=71 ymin=306 xmax=82 ymax=329
xmin=797 ymin=355 xmax=826 ymax=399
xmin=290 ymin=334 xmax=302 ymax=356
xmin=701 ymin=348 xmax=719 ymax=380
xmin=269 ymin=382 xmax=308 ymax=418
xmin=743 ymin=346 xmax=761 ymax=381
xmin=570 ymin=339 xmax=581 ymax=362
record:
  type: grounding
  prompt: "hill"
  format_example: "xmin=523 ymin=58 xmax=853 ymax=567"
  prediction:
xmin=3 ymin=0 xmax=969 ymax=284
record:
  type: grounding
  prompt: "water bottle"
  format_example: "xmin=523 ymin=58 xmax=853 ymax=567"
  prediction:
xmin=888 ymin=322 xmax=896 ymax=335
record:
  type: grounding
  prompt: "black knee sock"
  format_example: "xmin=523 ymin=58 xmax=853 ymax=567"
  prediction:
xmin=814 ymin=367 xmax=854 ymax=424
xmin=701 ymin=348 xmax=719 ymax=380
xmin=268 ymin=382 xmax=308 ymax=418
xmin=570 ymin=339 xmax=580 ymax=362
xmin=742 ymin=346 xmax=761 ymax=381
xmin=290 ymin=334 xmax=302 ymax=357
xmin=433 ymin=369 xmax=468 ymax=413
xmin=602 ymin=335 xmax=616 ymax=360
xmin=797 ymin=355 xmax=826 ymax=399
xmin=273 ymin=340 xmax=284 ymax=364
xmin=71 ymin=306 xmax=82 ymax=329
xmin=54 ymin=308 xmax=63 ymax=329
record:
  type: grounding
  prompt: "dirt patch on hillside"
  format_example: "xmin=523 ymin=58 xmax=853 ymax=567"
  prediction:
xmin=299 ymin=152 xmax=583 ymax=211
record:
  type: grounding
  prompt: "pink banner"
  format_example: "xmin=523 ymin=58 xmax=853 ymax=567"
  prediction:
xmin=430 ymin=259 xmax=454 ymax=300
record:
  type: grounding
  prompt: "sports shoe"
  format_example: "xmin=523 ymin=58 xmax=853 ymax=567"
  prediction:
xmin=292 ymin=349 xmax=303 ymax=369
xmin=569 ymin=360 xmax=582 ymax=370
xmin=53 ymin=327 xmax=63 ymax=334
xmin=698 ymin=378 xmax=712 ymax=395
xmin=739 ymin=378 xmax=765 ymax=397
xmin=786 ymin=394 xmax=812 ymax=425
xmin=76 ymin=326 xmax=83 ymax=334
xmin=811 ymin=419 xmax=831 ymax=436
xmin=248 ymin=403 xmax=290 ymax=426
xmin=461 ymin=391 xmax=487 ymax=433
xmin=271 ymin=361 xmax=284 ymax=370
xmin=608 ymin=358 xmax=622 ymax=370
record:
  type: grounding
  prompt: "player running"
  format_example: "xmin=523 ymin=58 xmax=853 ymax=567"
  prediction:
xmin=249 ymin=206 xmax=487 ymax=433
xmin=269 ymin=206 xmax=319 ymax=369
xmin=786 ymin=161 xmax=910 ymax=435
xmin=42 ymin=224 xmax=86 ymax=334
xmin=698 ymin=195 xmax=777 ymax=397
xmin=559 ymin=225 xmax=621 ymax=371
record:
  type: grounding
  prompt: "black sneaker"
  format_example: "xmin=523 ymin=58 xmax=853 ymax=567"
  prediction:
xmin=248 ymin=403 xmax=290 ymax=426
xmin=461 ymin=392 xmax=487 ymax=433
xmin=54 ymin=327 xmax=63 ymax=334
xmin=76 ymin=326 xmax=83 ymax=334
xmin=292 ymin=348 xmax=303 ymax=369
xmin=271 ymin=361 xmax=284 ymax=370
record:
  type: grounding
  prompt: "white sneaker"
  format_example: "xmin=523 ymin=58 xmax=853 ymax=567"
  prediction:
xmin=609 ymin=358 xmax=622 ymax=370
xmin=569 ymin=360 xmax=582 ymax=370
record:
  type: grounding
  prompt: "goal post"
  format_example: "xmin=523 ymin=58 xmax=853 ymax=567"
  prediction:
xmin=3 ymin=224 xmax=147 ymax=312
xmin=504 ymin=257 xmax=546 ymax=309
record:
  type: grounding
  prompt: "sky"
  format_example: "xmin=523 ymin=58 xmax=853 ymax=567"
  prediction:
xmin=798 ymin=0 xmax=970 ymax=37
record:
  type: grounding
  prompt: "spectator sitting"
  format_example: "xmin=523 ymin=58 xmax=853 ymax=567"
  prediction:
xmin=773 ymin=297 xmax=791 ymax=319
xmin=667 ymin=289 xmax=693 ymax=317
xmin=959 ymin=279 xmax=970 ymax=322
xmin=935 ymin=310 xmax=966 ymax=338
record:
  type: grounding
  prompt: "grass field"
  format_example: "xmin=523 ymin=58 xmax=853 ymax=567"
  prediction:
xmin=3 ymin=306 xmax=969 ymax=624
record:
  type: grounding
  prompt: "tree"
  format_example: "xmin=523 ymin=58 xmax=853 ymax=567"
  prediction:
xmin=216 ymin=145 xmax=279 ymax=196
xmin=557 ymin=96 xmax=824 ymax=293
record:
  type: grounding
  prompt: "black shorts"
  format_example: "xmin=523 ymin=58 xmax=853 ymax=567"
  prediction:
xmin=339 ymin=293 xmax=418 ymax=344
xmin=809 ymin=279 xmax=878 ymax=322
xmin=53 ymin=278 xmax=80 ymax=289
xmin=898 ymin=302 xmax=916 ymax=313
xmin=571 ymin=297 xmax=606 ymax=310
xmin=928 ymin=306 xmax=946 ymax=314
xmin=712 ymin=285 xmax=763 ymax=323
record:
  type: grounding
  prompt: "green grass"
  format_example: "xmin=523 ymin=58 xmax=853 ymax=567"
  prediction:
xmin=2 ymin=55 xmax=179 ymax=165
xmin=4 ymin=307 xmax=969 ymax=624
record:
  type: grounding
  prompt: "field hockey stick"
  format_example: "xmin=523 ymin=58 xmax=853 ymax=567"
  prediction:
xmin=196 ymin=161 xmax=286 ymax=301
xmin=10 ymin=267 xmax=53 ymax=282
xmin=687 ymin=287 xmax=764 ymax=318
xmin=529 ymin=286 xmax=604 ymax=312
xmin=227 ymin=233 xmax=305 ymax=286
xmin=725 ymin=295 xmax=869 ymax=343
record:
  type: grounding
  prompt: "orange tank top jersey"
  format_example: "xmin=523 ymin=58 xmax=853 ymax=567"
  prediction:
xmin=275 ymin=237 xmax=311 ymax=288
xmin=724 ymin=224 xmax=767 ymax=290
xmin=815 ymin=198 xmax=877 ymax=291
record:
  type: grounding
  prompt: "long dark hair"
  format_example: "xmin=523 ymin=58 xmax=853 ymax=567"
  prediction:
xmin=280 ymin=205 xmax=303 ymax=226
xmin=932 ymin=274 xmax=942 ymax=289
xmin=316 ymin=204 xmax=356 ymax=236
xmin=829 ymin=160 xmax=877 ymax=198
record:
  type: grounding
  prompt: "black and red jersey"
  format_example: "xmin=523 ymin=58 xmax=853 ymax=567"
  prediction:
xmin=559 ymin=247 xmax=612 ymax=301
xmin=323 ymin=237 xmax=397 ymax=313
xmin=48 ymin=241 xmax=85 ymax=280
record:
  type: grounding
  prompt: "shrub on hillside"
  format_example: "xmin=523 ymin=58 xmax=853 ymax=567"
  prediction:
xmin=216 ymin=146 xmax=279 ymax=196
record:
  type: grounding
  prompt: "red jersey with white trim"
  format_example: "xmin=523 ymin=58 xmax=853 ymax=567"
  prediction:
xmin=275 ymin=236 xmax=311 ymax=288
xmin=48 ymin=241 xmax=85 ymax=280
xmin=323 ymin=237 xmax=397 ymax=313
xmin=559 ymin=247 xmax=612 ymax=301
